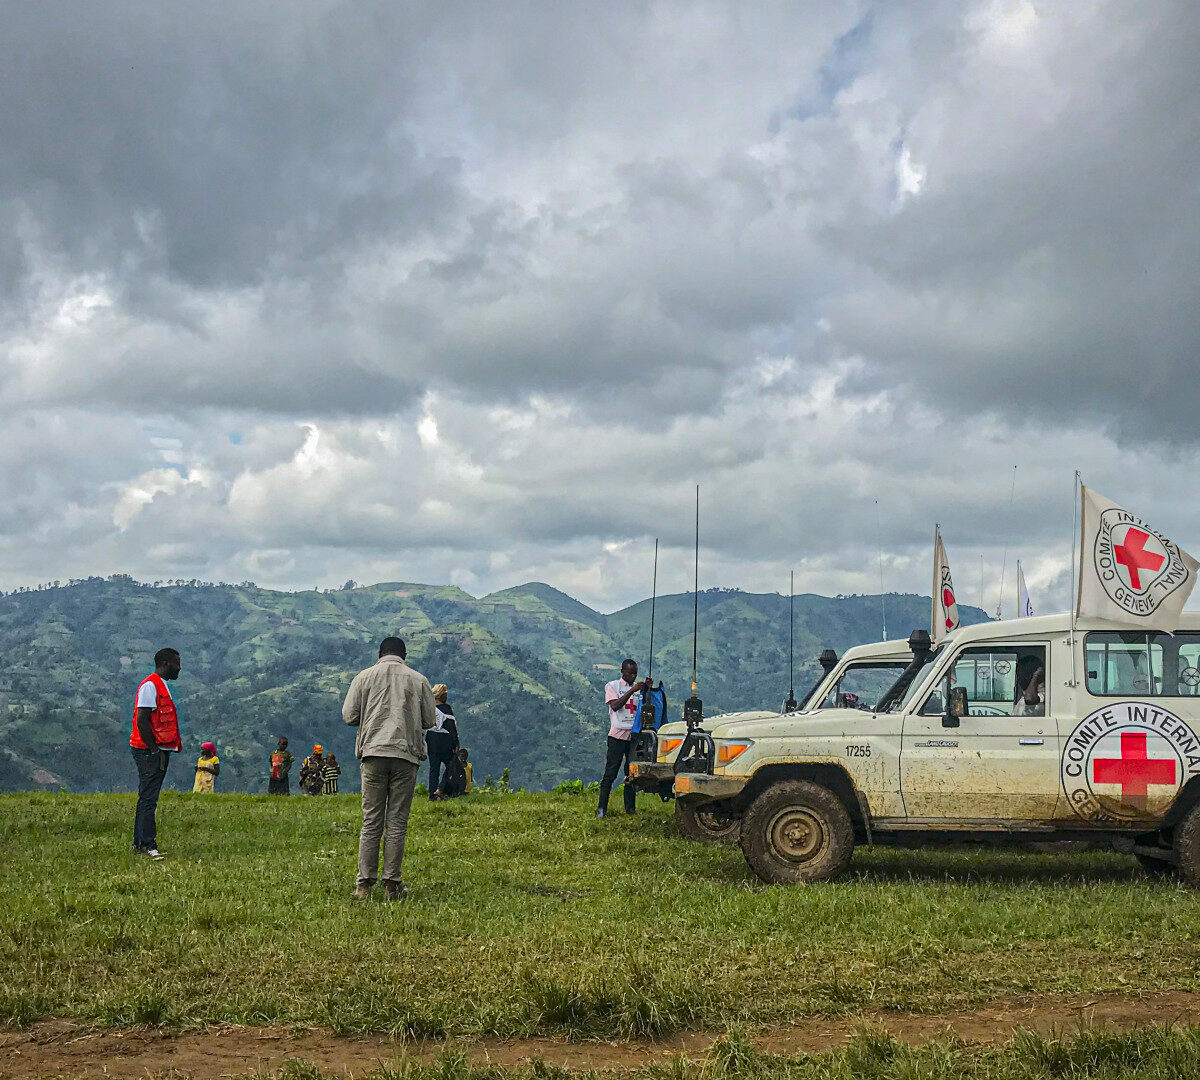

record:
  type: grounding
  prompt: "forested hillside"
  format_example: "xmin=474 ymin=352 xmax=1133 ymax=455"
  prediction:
xmin=0 ymin=577 xmax=989 ymax=793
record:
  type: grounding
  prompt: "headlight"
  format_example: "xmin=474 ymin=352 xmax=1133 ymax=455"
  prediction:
xmin=716 ymin=740 xmax=753 ymax=764
xmin=657 ymin=736 xmax=684 ymax=762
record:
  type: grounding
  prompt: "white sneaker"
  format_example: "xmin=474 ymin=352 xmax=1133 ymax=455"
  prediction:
xmin=145 ymin=848 xmax=165 ymax=860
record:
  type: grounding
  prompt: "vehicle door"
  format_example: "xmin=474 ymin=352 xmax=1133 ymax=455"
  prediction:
xmin=900 ymin=643 xmax=1060 ymax=821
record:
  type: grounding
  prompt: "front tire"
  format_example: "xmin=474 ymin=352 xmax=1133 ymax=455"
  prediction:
xmin=739 ymin=780 xmax=854 ymax=884
xmin=675 ymin=799 xmax=740 ymax=844
xmin=1174 ymin=805 xmax=1200 ymax=887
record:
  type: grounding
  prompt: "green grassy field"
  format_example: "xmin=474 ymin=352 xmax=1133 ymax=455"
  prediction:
xmin=4 ymin=789 xmax=1200 ymax=1040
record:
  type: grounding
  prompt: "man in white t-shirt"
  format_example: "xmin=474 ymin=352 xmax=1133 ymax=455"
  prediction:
xmin=598 ymin=659 xmax=646 ymax=818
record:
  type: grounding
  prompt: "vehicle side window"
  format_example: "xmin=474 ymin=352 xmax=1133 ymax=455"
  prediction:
xmin=817 ymin=662 xmax=909 ymax=710
xmin=1084 ymin=632 xmax=1200 ymax=696
xmin=919 ymin=646 xmax=1048 ymax=718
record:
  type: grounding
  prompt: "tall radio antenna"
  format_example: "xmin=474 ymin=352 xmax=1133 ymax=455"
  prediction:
xmin=691 ymin=485 xmax=699 ymax=694
xmin=647 ymin=538 xmax=658 ymax=686
xmin=785 ymin=570 xmax=797 ymax=712
xmin=635 ymin=537 xmax=661 ymax=737
xmin=875 ymin=499 xmax=887 ymax=641
xmin=683 ymin=485 xmax=704 ymax=732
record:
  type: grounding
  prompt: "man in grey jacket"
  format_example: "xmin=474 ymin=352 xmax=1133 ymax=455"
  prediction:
xmin=343 ymin=637 xmax=437 ymax=899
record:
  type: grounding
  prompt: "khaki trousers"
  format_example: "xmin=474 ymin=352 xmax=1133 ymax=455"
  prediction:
xmin=357 ymin=755 xmax=419 ymax=888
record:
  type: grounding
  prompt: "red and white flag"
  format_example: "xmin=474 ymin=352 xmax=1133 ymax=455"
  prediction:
xmin=1017 ymin=560 xmax=1034 ymax=618
xmin=1077 ymin=486 xmax=1198 ymax=631
xmin=931 ymin=527 xmax=960 ymax=644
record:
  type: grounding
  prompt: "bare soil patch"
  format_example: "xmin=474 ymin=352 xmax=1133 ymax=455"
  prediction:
xmin=8 ymin=992 xmax=1200 ymax=1079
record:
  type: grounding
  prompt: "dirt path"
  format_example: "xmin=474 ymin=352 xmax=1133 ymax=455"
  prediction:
xmin=7 ymin=992 xmax=1200 ymax=1079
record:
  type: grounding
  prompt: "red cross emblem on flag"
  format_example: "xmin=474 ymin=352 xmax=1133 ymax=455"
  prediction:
xmin=1091 ymin=731 xmax=1176 ymax=810
xmin=1114 ymin=527 xmax=1165 ymax=591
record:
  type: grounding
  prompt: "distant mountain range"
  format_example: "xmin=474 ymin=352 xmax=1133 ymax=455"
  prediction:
xmin=0 ymin=576 xmax=990 ymax=793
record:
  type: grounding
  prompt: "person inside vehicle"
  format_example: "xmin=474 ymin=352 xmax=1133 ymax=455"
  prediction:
xmin=1012 ymin=656 xmax=1045 ymax=716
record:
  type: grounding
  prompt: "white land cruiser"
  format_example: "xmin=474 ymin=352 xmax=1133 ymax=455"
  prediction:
xmin=628 ymin=639 xmax=912 ymax=842
xmin=673 ymin=614 xmax=1200 ymax=884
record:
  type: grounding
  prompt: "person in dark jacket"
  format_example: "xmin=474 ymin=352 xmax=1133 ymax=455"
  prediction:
xmin=426 ymin=684 xmax=459 ymax=800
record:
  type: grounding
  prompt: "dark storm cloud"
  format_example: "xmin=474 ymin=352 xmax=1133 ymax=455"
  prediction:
xmin=0 ymin=1 xmax=464 ymax=289
xmin=3 ymin=0 xmax=1200 ymax=609
xmin=825 ymin=1 xmax=1200 ymax=441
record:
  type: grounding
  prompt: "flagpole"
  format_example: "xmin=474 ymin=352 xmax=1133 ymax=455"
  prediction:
xmin=997 ymin=465 xmax=1016 ymax=619
xmin=1068 ymin=472 xmax=1081 ymax=687
xmin=931 ymin=524 xmax=940 ymax=640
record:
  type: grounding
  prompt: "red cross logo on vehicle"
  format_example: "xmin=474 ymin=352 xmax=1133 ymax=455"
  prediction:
xmin=1114 ymin=527 xmax=1165 ymax=590
xmin=1091 ymin=731 xmax=1176 ymax=811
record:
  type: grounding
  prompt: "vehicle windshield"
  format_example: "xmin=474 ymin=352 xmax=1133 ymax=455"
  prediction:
xmin=887 ymin=645 xmax=945 ymax=713
xmin=816 ymin=661 xmax=909 ymax=711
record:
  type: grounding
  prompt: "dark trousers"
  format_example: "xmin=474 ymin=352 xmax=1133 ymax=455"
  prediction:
xmin=131 ymin=748 xmax=169 ymax=850
xmin=427 ymin=750 xmax=453 ymax=798
xmin=268 ymin=777 xmax=290 ymax=795
xmin=599 ymin=736 xmax=636 ymax=814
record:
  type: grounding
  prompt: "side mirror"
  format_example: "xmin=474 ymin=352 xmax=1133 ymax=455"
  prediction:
xmin=944 ymin=686 xmax=967 ymax=728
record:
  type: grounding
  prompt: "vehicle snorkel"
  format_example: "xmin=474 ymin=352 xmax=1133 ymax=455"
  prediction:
xmin=674 ymin=488 xmax=715 ymax=776
xmin=874 ymin=628 xmax=935 ymax=713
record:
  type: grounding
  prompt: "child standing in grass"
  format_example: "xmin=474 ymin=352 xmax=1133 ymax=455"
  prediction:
xmin=323 ymin=752 xmax=341 ymax=795
xmin=193 ymin=742 xmax=220 ymax=793
xmin=268 ymin=737 xmax=294 ymax=795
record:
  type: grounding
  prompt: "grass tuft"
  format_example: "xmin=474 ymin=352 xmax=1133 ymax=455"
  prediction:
xmin=318 ymin=991 xmax=447 ymax=1039
xmin=105 ymin=988 xmax=176 ymax=1027
xmin=0 ymin=989 xmax=51 ymax=1027
xmin=705 ymin=1029 xmax=759 ymax=1080
xmin=519 ymin=965 xmax=700 ymax=1040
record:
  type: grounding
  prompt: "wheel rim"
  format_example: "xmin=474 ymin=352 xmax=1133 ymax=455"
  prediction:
xmin=768 ymin=806 xmax=825 ymax=862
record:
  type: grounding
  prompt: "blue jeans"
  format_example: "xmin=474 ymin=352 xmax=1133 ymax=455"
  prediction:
xmin=131 ymin=748 xmax=169 ymax=850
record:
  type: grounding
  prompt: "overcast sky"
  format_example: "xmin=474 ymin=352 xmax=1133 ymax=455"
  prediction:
xmin=2 ymin=0 xmax=1198 ymax=613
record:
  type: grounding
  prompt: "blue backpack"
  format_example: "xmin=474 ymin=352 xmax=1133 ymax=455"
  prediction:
xmin=632 ymin=684 xmax=669 ymax=733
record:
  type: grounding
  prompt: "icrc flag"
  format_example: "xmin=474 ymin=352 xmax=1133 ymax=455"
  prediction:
xmin=1017 ymin=561 xmax=1034 ymax=618
xmin=931 ymin=528 xmax=960 ymax=644
xmin=1077 ymin=486 xmax=1199 ymax=631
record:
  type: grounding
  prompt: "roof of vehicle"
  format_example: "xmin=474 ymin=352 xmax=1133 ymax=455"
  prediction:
xmin=840 ymin=637 xmax=916 ymax=660
xmin=936 ymin=610 xmax=1200 ymax=648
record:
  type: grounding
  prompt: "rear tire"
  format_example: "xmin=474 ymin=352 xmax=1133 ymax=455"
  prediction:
xmin=1174 ymin=805 xmax=1200 ymax=887
xmin=675 ymin=799 xmax=740 ymax=844
xmin=739 ymin=780 xmax=854 ymax=884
